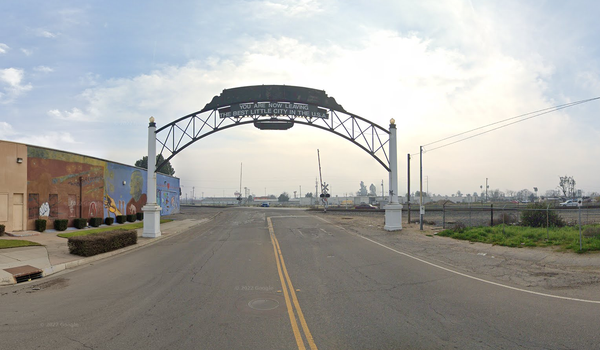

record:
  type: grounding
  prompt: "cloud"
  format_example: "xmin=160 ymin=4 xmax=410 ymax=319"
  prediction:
xmin=37 ymin=29 xmax=57 ymax=38
xmin=47 ymin=108 xmax=92 ymax=122
xmin=0 ymin=43 xmax=9 ymax=54
xmin=34 ymin=66 xmax=54 ymax=73
xmin=21 ymin=48 xmax=33 ymax=56
xmin=0 ymin=68 xmax=32 ymax=104
xmin=0 ymin=121 xmax=80 ymax=151
xmin=0 ymin=121 xmax=16 ymax=138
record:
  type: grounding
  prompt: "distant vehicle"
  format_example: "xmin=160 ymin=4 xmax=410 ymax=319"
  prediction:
xmin=355 ymin=203 xmax=376 ymax=210
xmin=559 ymin=199 xmax=577 ymax=207
xmin=261 ymin=202 xmax=270 ymax=207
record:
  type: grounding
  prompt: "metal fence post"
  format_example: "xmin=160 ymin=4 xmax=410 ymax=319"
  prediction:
xmin=442 ymin=203 xmax=446 ymax=229
xmin=490 ymin=204 xmax=494 ymax=227
xmin=546 ymin=204 xmax=550 ymax=241
xmin=579 ymin=205 xmax=583 ymax=251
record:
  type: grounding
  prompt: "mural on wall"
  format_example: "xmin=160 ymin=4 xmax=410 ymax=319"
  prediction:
xmin=27 ymin=147 xmax=105 ymax=228
xmin=157 ymin=174 xmax=180 ymax=216
xmin=104 ymin=164 xmax=147 ymax=218
xmin=104 ymin=163 xmax=180 ymax=217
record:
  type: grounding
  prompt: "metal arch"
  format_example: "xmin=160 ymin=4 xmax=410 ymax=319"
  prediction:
xmin=154 ymin=85 xmax=391 ymax=172
xmin=155 ymin=110 xmax=391 ymax=172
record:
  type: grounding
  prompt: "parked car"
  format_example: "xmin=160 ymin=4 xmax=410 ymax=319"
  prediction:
xmin=261 ymin=202 xmax=270 ymax=207
xmin=559 ymin=199 xmax=577 ymax=207
xmin=355 ymin=203 xmax=376 ymax=209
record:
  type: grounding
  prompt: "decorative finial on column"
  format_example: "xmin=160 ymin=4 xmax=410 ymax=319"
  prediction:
xmin=390 ymin=118 xmax=395 ymax=125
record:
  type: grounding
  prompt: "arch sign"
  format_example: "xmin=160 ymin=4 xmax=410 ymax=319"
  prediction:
xmin=142 ymin=85 xmax=402 ymax=237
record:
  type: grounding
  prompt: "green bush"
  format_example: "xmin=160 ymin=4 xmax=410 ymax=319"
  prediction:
xmin=116 ymin=215 xmax=127 ymax=224
xmin=73 ymin=218 xmax=87 ymax=229
xmin=89 ymin=217 xmax=103 ymax=227
xmin=105 ymin=217 xmax=114 ymax=226
xmin=520 ymin=203 xmax=565 ymax=228
xmin=35 ymin=219 xmax=47 ymax=232
xmin=53 ymin=219 xmax=68 ymax=231
xmin=136 ymin=212 xmax=144 ymax=221
xmin=0 ymin=224 xmax=5 ymax=236
xmin=68 ymin=230 xmax=137 ymax=257
xmin=126 ymin=214 xmax=137 ymax=222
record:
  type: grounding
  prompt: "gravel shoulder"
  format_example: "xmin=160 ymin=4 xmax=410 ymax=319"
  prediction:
xmin=314 ymin=211 xmax=600 ymax=301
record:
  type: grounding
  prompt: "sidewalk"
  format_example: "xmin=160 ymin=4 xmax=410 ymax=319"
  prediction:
xmin=0 ymin=218 xmax=209 ymax=286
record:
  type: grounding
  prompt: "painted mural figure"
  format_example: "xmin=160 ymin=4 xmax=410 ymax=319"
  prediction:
xmin=127 ymin=170 xmax=147 ymax=215
xmin=104 ymin=194 xmax=122 ymax=218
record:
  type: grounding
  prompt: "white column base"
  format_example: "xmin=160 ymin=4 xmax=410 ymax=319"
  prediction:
xmin=142 ymin=204 xmax=162 ymax=238
xmin=384 ymin=204 xmax=403 ymax=231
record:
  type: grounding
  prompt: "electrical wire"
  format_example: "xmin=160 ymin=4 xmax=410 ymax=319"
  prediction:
xmin=420 ymin=97 xmax=600 ymax=153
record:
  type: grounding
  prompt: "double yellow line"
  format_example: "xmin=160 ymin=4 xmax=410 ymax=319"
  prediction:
xmin=267 ymin=217 xmax=318 ymax=350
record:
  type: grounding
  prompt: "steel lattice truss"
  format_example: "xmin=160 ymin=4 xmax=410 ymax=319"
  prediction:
xmin=155 ymin=109 xmax=391 ymax=172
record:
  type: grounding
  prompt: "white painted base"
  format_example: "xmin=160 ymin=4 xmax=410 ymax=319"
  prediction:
xmin=384 ymin=204 xmax=403 ymax=231
xmin=142 ymin=204 xmax=162 ymax=238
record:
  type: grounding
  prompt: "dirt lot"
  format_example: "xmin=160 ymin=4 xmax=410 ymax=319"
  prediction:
xmin=314 ymin=210 xmax=600 ymax=302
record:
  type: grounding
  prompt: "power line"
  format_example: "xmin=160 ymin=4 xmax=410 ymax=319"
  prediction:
xmin=421 ymin=97 xmax=600 ymax=153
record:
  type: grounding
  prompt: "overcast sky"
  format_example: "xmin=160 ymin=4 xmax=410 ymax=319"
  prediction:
xmin=2 ymin=0 xmax=600 ymax=199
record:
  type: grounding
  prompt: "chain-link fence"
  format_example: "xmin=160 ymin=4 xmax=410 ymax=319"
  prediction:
xmin=404 ymin=204 xmax=600 ymax=228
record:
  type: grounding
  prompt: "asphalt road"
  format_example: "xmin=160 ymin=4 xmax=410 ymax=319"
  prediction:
xmin=1 ymin=207 xmax=599 ymax=349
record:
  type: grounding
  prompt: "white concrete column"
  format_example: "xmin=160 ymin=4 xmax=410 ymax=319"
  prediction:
xmin=142 ymin=117 xmax=162 ymax=238
xmin=384 ymin=118 xmax=402 ymax=231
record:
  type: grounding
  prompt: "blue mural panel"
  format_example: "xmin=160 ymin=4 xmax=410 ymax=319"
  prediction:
xmin=104 ymin=163 xmax=180 ymax=218
xmin=157 ymin=173 xmax=180 ymax=215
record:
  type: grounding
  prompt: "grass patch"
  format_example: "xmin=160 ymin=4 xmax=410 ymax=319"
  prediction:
xmin=438 ymin=224 xmax=600 ymax=253
xmin=0 ymin=240 xmax=42 ymax=249
xmin=57 ymin=219 xmax=173 ymax=238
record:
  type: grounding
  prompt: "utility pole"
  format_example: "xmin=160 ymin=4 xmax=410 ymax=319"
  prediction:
xmin=192 ymin=187 xmax=195 ymax=201
xmin=381 ymin=180 xmax=384 ymax=201
xmin=407 ymin=153 xmax=411 ymax=224
xmin=419 ymin=146 xmax=423 ymax=231
xmin=486 ymin=177 xmax=489 ymax=202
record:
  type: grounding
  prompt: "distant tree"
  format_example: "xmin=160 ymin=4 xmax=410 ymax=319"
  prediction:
xmin=357 ymin=181 xmax=368 ymax=196
xmin=248 ymin=195 xmax=254 ymax=202
xmin=558 ymin=176 xmax=576 ymax=198
xmin=135 ymin=154 xmax=175 ymax=176
xmin=517 ymin=189 xmax=532 ymax=201
xmin=278 ymin=192 xmax=290 ymax=202
xmin=489 ymin=189 xmax=504 ymax=201
xmin=305 ymin=192 xmax=313 ymax=198
xmin=369 ymin=184 xmax=377 ymax=196
xmin=268 ymin=194 xmax=277 ymax=199
xmin=456 ymin=190 xmax=462 ymax=197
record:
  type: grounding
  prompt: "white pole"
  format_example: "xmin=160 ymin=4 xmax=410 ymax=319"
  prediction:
xmin=384 ymin=118 xmax=402 ymax=231
xmin=142 ymin=116 xmax=162 ymax=238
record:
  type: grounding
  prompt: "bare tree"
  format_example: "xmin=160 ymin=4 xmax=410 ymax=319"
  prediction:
xmin=558 ymin=176 xmax=576 ymax=198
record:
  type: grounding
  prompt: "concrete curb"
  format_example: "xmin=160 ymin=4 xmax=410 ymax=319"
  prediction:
xmin=1 ymin=216 xmax=215 ymax=286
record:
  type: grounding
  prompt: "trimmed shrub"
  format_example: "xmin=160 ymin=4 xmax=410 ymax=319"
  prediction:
xmin=126 ymin=214 xmax=137 ymax=222
xmin=0 ymin=224 xmax=5 ymax=236
xmin=105 ymin=217 xmax=114 ymax=226
xmin=68 ymin=230 xmax=137 ymax=257
xmin=116 ymin=215 xmax=127 ymax=224
xmin=73 ymin=218 xmax=87 ymax=229
xmin=53 ymin=219 xmax=69 ymax=231
xmin=521 ymin=203 xmax=565 ymax=228
xmin=35 ymin=219 xmax=47 ymax=232
xmin=89 ymin=217 xmax=103 ymax=227
xmin=136 ymin=212 xmax=144 ymax=221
